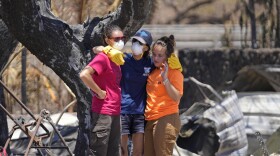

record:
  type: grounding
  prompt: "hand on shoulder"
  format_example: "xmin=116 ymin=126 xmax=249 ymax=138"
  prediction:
xmin=92 ymin=46 xmax=105 ymax=54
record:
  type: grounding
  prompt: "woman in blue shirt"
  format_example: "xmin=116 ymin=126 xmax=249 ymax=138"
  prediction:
xmin=120 ymin=30 xmax=154 ymax=156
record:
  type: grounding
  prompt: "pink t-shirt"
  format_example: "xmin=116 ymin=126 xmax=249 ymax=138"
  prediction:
xmin=88 ymin=53 xmax=122 ymax=115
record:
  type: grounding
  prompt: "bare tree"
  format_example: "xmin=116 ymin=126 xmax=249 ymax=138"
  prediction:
xmin=158 ymin=0 xmax=239 ymax=24
xmin=240 ymin=0 xmax=280 ymax=48
xmin=248 ymin=0 xmax=258 ymax=48
xmin=0 ymin=19 xmax=18 ymax=154
xmin=165 ymin=0 xmax=217 ymax=24
xmin=276 ymin=0 xmax=280 ymax=47
xmin=0 ymin=0 xmax=152 ymax=155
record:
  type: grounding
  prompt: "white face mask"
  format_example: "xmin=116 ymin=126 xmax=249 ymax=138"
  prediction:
xmin=131 ymin=42 xmax=143 ymax=55
xmin=112 ymin=40 xmax=124 ymax=50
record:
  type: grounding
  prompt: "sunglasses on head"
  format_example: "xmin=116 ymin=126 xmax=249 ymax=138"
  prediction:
xmin=132 ymin=38 xmax=145 ymax=46
xmin=109 ymin=36 xmax=126 ymax=42
xmin=155 ymin=40 xmax=167 ymax=47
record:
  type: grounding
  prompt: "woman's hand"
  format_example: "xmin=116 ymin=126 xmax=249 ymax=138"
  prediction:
xmin=168 ymin=53 xmax=182 ymax=72
xmin=103 ymin=46 xmax=125 ymax=65
xmin=92 ymin=46 xmax=105 ymax=54
xmin=161 ymin=61 xmax=169 ymax=81
xmin=160 ymin=61 xmax=182 ymax=102
xmin=96 ymin=90 xmax=106 ymax=99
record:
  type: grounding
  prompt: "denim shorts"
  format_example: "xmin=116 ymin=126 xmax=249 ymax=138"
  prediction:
xmin=121 ymin=114 xmax=145 ymax=135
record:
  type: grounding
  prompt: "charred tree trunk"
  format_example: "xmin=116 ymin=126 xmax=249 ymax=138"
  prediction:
xmin=0 ymin=0 xmax=152 ymax=155
xmin=0 ymin=19 xmax=18 ymax=155
xmin=21 ymin=48 xmax=27 ymax=105
xmin=0 ymin=83 xmax=10 ymax=154
xmin=248 ymin=0 xmax=258 ymax=48
xmin=0 ymin=20 xmax=18 ymax=73
xmin=276 ymin=0 xmax=280 ymax=47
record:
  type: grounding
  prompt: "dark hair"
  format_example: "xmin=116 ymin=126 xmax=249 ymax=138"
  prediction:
xmin=104 ymin=24 xmax=122 ymax=38
xmin=152 ymin=35 xmax=175 ymax=58
xmin=143 ymin=45 xmax=150 ymax=58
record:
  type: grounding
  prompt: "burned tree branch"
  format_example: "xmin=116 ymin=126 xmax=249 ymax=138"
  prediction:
xmin=0 ymin=0 xmax=152 ymax=155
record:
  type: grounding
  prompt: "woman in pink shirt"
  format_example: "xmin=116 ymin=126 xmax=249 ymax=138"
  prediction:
xmin=80 ymin=24 xmax=125 ymax=156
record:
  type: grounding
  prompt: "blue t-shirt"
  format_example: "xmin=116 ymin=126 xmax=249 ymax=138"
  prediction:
xmin=120 ymin=53 xmax=155 ymax=114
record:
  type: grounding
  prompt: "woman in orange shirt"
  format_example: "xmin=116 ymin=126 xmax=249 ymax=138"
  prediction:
xmin=144 ymin=35 xmax=184 ymax=156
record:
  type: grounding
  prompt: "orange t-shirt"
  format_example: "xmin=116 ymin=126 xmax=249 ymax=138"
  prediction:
xmin=145 ymin=67 xmax=184 ymax=120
